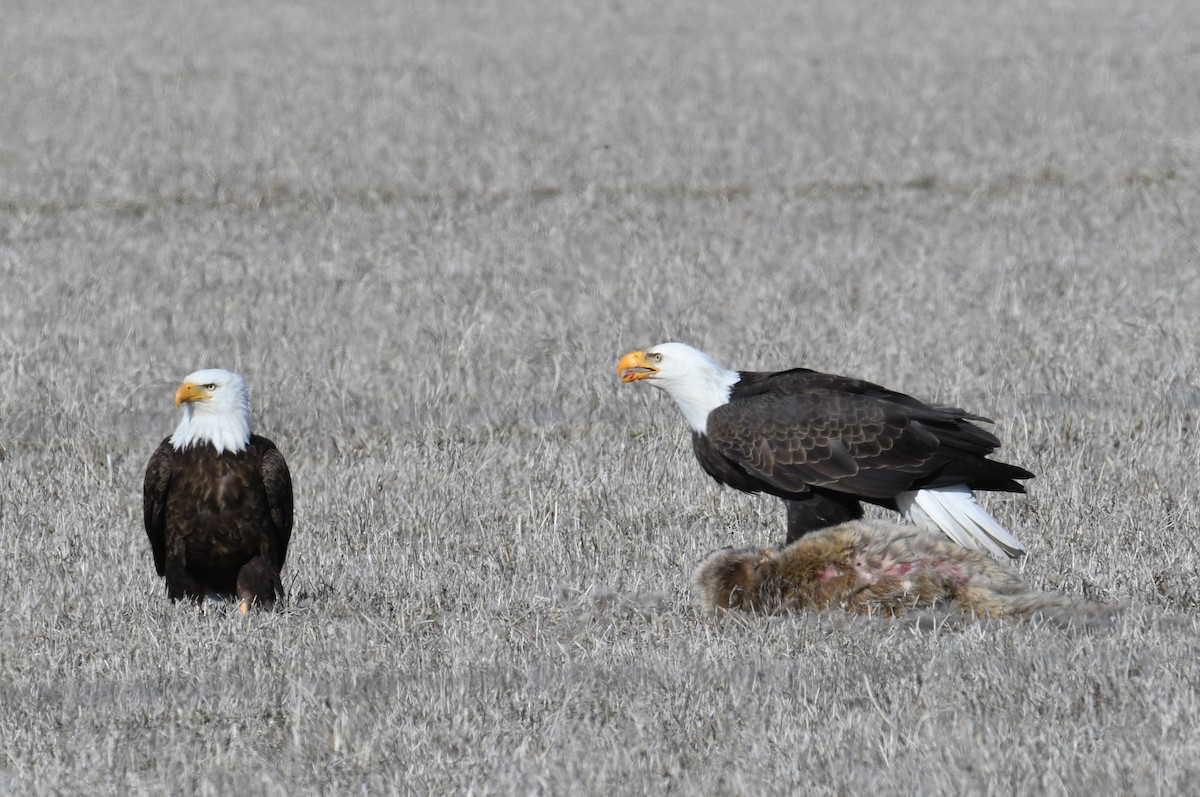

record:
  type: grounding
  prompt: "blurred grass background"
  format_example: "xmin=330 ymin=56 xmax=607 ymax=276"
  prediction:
xmin=1 ymin=1 xmax=1198 ymax=793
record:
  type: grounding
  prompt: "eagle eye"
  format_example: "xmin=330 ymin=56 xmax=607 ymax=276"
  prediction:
xmin=203 ymin=383 xmax=217 ymax=390
xmin=651 ymin=352 xmax=662 ymax=363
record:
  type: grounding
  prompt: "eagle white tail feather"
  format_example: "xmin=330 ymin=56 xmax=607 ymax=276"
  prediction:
xmin=896 ymin=486 xmax=1028 ymax=559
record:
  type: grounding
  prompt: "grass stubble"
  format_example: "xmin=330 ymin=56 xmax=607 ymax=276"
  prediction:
xmin=2 ymin=1 xmax=1200 ymax=794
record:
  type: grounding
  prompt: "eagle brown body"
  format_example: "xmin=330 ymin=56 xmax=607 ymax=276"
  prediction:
xmin=144 ymin=435 xmax=292 ymax=605
xmin=695 ymin=519 xmax=1113 ymax=624
xmin=693 ymin=367 xmax=1032 ymax=541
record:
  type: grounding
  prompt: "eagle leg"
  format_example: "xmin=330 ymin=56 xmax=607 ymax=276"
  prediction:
xmin=783 ymin=493 xmax=864 ymax=544
xmin=236 ymin=556 xmax=284 ymax=613
xmin=164 ymin=566 xmax=210 ymax=604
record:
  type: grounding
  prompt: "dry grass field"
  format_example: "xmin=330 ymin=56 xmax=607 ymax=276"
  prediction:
xmin=3 ymin=0 xmax=1199 ymax=793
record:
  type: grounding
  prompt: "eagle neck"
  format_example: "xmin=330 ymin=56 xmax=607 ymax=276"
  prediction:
xmin=670 ymin=370 xmax=740 ymax=435
xmin=170 ymin=405 xmax=251 ymax=455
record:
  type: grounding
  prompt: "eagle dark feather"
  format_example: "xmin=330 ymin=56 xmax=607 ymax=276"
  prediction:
xmin=142 ymin=434 xmax=292 ymax=604
xmin=695 ymin=368 xmax=1032 ymax=541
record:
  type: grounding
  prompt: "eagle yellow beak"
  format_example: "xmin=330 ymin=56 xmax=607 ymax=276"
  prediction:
xmin=175 ymin=381 xmax=208 ymax=406
xmin=239 ymin=599 xmax=251 ymax=615
xmin=617 ymin=350 xmax=657 ymax=382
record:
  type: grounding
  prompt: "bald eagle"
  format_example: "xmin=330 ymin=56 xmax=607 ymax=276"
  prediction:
xmin=142 ymin=369 xmax=293 ymax=611
xmin=617 ymin=343 xmax=1032 ymax=558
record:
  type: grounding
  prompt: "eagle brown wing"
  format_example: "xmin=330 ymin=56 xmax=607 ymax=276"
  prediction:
xmin=705 ymin=371 xmax=1011 ymax=500
xmin=142 ymin=438 xmax=174 ymax=576
xmin=256 ymin=438 xmax=294 ymax=565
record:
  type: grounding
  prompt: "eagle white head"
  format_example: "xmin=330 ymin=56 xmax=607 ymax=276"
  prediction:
xmin=617 ymin=342 xmax=740 ymax=434
xmin=169 ymin=368 xmax=252 ymax=454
